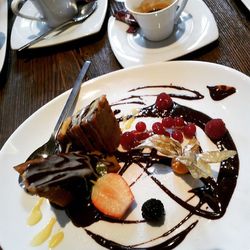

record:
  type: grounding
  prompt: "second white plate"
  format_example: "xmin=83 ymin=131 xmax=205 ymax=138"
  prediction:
xmin=108 ymin=0 xmax=219 ymax=68
xmin=0 ymin=0 xmax=7 ymax=72
xmin=11 ymin=0 xmax=108 ymax=50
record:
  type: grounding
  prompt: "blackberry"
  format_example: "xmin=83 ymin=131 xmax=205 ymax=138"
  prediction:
xmin=141 ymin=198 xmax=165 ymax=222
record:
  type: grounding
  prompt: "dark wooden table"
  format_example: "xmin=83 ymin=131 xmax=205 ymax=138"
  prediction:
xmin=0 ymin=0 xmax=249 ymax=247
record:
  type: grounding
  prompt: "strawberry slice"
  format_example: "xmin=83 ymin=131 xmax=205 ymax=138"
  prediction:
xmin=91 ymin=173 xmax=134 ymax=219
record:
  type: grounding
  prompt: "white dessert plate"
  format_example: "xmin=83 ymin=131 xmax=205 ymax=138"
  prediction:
xmin=0 ymin=61 xmax=250 ymax=250
xmin=241 ymin=0 xmax=250 ymax=10
xmin=0 ymin=0 xmax=8 ymax=72
xmin=10 ymin=0 xmax=107 ymax=50
xmin=108 ymin=0 xmax=219 ymax=68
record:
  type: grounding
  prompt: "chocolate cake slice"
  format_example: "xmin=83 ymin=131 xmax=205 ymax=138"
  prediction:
xmin=14 ymin=96 xmax=121 ymax=207
xmin=57 ymin=95 xmax=121 ymax=154
xmin=14 ymin=152 xmax=120 ymax=207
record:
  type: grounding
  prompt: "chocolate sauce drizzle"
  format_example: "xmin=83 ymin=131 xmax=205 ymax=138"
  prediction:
xmin=85 ymin=219 xmax=198 ymax=250
xmin=129 ymin=85 xmax=204 ymax=100
xmin=207 ymin=85 xmax=236 ymax=101
xmin=65 ymin=85 xmax=239 ymax=249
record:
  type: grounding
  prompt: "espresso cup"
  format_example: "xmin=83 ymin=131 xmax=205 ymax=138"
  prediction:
xmin=125 ymin=0 xmax=188 ymax=41
xmin=11 ymin=0 xmax=78 ymax=28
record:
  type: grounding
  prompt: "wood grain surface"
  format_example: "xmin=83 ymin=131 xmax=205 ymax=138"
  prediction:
xmin=0 ymin=0 xmax=249 ymax=248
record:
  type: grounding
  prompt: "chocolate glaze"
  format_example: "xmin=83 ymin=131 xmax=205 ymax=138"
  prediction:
xmin=65 ymin=86 xmax=239 ymax=249
xmin=207 ymin=85 xmax=236 ymax=101
xmin=129 ymin=85 xmax=204 ymax=100
xmin=22 ymin=153 xmax=97 ymax=187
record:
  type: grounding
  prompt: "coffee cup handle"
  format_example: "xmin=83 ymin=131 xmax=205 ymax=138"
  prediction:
xmin=11 ymin=0 xmax=45 ymax=22
xmin=174 ymin=0 xmax=188 ymax=24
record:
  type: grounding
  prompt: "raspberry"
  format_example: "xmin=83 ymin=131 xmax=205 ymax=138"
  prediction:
xmin=120 ymin=131 xmax=137 ymax=150
xmin=155 ymin=93 xmax=173 ymax=111
xmin=183 ymin=123 xmax=196 ymax=138
xmin=162 ymin=116 xmax=174 ymax=128
xmin=172 ymin=129 xmax=183 ymax=143
xmin=152 ymin=122 xmax=165 ymax=135
xmin=135 ymin=131 xmax=150 ymax=141
xmin=141 ymin=198 xmax=165 ymax=222
xmin=205 ymin=118 xmax=227 ymax=140
xmin=174 ymin=116 xmax=185 ymax=128
xmin=135 ymin=121 xmax=146 ymax=132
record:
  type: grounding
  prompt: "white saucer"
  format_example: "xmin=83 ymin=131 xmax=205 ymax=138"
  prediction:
xmin=11 ymin=0 xmax=108 ymax=50
xmin=108 ymin=0 xmax=219 ymax=68
xmin=0 ymin=0 xmax=7 ymax=72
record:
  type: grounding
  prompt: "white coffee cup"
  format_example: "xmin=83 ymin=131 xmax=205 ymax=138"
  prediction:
xmin=11 ymin=0 xmax=78 ymax=28
xmin=125 ymin=0 xmax=188 ymax=41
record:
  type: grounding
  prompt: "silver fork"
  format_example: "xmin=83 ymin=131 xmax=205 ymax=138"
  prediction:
xmin=26 ymin=60 xmax=91 ymax=161
xmin=18 ymin=61 xmax=91 ymax=190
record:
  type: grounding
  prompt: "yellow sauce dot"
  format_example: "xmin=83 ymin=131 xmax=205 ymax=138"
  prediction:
xmin=27 ymin=198 xmax=44 ymax=226
xmin=131 ymin=108 xmax=139 ymax=116
xmin=48 ymin=230 xmax=64 ymax=249
xmin=124 ymin=117 xmax=135 ymax=130
xmin=31 ymin=217 xmax=56 ymax=246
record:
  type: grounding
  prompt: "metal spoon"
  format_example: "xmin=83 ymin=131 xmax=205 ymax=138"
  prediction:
xmin=18 ymin=1 xmax=97 ymax=51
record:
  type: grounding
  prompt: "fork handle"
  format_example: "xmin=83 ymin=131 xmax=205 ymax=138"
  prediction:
xmin=52 ymin=61 xmax=91 ymax=139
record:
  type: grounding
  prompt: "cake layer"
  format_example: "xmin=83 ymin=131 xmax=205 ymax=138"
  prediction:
xmin=57 ymin=95 xmax=121 ymax=154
